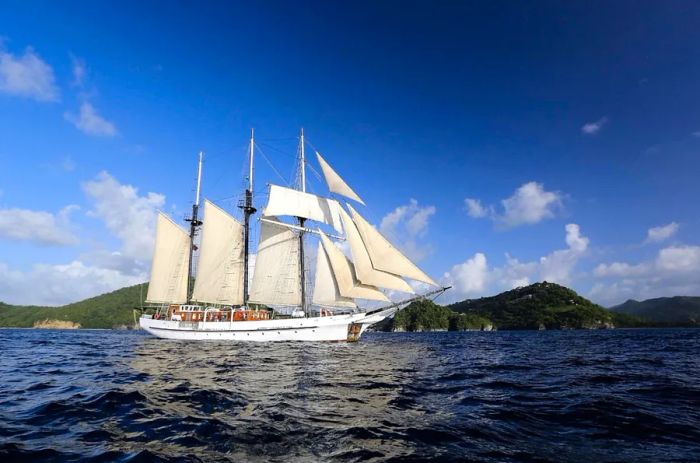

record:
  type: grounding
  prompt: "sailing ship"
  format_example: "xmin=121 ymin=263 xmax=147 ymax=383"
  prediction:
xmin=139 ymin=130 xmax=447 ymax=342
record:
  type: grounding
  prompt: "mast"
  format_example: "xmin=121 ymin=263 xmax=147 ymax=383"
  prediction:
xmin=186 ymin=151 xmax=204 ymax=303
xmin=240 ymin=129 xmax=257 ymax=307
xmin=298 ymin=128 xmax=307 ymax=315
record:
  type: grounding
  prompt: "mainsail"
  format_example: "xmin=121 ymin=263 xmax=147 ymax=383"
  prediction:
xmin=191 ymin=200 xmax=245 ymax=305
xmin=338 ymin=206 xmax=414 ymax=293
xmin=264 ymin=184 xmax=343 ymax=233
xmin=146 ymin=212 xmax=191 ymax=304
xmin=318 ymin=230 xmax=389 ymax=302
xmin=249 ymin=218 xmax=302 ymax=306
xmin=347 ymin=204 xmax=438 ymax=286
xmin=316 ymin=152 xmax=365 ymax=205
xmin=312 ymin=241 xmax=356 ymax=308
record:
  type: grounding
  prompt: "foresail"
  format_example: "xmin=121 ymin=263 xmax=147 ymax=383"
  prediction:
xmin=146 ymin=212 xmax=191 ymax=304
xmin=338 ymin=206 xmax=414 ymax=293
xmin=318 ymin=230 xmax=390 ymax=302
xmin=249 ymin=217 xmax=301 ymax=306
xmin=312 ymin=242 xmax=356 ymax=308
xmin=347 ymin=204 xmax=438 ymax=286
xmin=316 ymin=152 xmax=365 ymax=205
xmin=264 ymin=184 xmax=343 ymax=233
xmin=191 ymin=200 xmax=244 ymax=305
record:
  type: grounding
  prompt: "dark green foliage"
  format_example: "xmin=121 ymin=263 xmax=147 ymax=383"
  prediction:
xmin=378 ymin=299 xmax=492 ymax=332
xmin=0 ymin=283 xmax=148 ymax=329
xmin=610 ymin=297 xmax=700 ymax=326
xmin=449 ymin=282 xmax=615 ymax=330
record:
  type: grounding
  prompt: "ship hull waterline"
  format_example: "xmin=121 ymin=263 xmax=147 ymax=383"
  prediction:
xmin=139 ymin=308 xmax=396 ymax=342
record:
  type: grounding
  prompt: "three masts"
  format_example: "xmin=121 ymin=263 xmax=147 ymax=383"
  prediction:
xmin=140 ymin=130 xmax=445 ymax=342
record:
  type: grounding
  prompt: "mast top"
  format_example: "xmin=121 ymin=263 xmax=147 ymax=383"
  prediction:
xmin=195 ymin=151 xmax=204 ymax=207
xmin=248 ymin=129 xmax=255 ymax=192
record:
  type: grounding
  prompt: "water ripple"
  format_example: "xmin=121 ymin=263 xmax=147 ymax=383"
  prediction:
xmin=0 ymin=328 xmax=699 ymax=462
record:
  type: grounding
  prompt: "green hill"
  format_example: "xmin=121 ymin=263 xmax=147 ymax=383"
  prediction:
xmin=373 ymin=299 xmax=493 ymax=332
xmin=0 ymin=283 xmax=147 ymax=329
xmin=448 ymin=282 xmax=619 ymax=330
xmin=610 ymin=296 xmax=700 ymax=326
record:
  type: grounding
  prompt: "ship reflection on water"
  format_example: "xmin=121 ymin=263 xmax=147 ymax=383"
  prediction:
xmin=128 ymin=333 xmax=446 ymax=461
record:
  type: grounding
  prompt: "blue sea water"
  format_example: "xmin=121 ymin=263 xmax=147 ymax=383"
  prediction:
xmin=0 ymin=329 xmax=699 ymax=462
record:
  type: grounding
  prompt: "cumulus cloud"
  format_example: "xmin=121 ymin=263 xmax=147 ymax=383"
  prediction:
xmin=83 ymin=171 xmax=164 ymax=261
xmin=380 ymin=199 xmax=436 ymax=261
xmin=464 ymin=198 xmax=490 ymax=218
xmin=591 ymin=245 xmax=700 ymax=305
xmin=0 ymin=45 xmax=59 ymax=101
xmin=64 ymin=102 xmax=117 ymax=137
xmin=0 ymin=172 xmax=167 ymax=306
xmin=0 ymin=205 xmax=79 ymax=246
xmin=467 ymin=182 xmax=562 ymax=228
xmin=442 ymin=223 xmax=589 ymax=301
xmin=646 ymin=222 xmax=679 ymax=243
xmin=0 ymin=260 xmax=143 ymax=306
xmin=581 ymin=116 xmax=608 ymax=135
xmin=442 ymin=253 xmax=489 ymax=299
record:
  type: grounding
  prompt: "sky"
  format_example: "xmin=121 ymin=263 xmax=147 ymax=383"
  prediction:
xmin=1 ymin=1 xmax=699 ymax=307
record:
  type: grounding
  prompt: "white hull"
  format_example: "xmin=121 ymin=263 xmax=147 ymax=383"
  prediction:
xmin=139 ymin=307 xmax=397 ymax=342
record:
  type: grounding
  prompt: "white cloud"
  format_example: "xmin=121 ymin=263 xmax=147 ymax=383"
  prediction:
xmin=0 ymin=260 xmax=143 ymax=306
xmin=499 ymin=182 xmax=562 ymax=228
xmin=581 ymin=116 xmax=608 ymax=135
xmin=464 ymin=198 xmax=489 ymax=218
xmin=591 ymin=245 xmax=700 ymax=306
xmin=82 ymin=171 xmax=164 ymax=261
xmin=0 ymin=205 xmax=79 ymax=246
xmin=593 ymin=262 xmax=649 ymax=278
xmin=691 ymin=131 xmax=700 ymax=138
xmin=0 ymin=45 xmax=59 ymax=102
xmin=466 ymin=182 xmax=563 ymax=228
xmin=380 ymin=199 xmax=436 ymax=261
xmin=65 ymin=102 xmax=117 ymax=137
xmin=538 ymin=224 xmax=589 ymax=284
xmin=442 ymin=253 xmax=489 ymax=299
xmin=442 ymin=224 xmax=589 ymax=302
xmin=646 ymin=222 xmax=679 ymax=243
xmin=657 ymin=245 xmax=700 ymax=272
xmin=0 ymin=172 xmax=167 ymax=306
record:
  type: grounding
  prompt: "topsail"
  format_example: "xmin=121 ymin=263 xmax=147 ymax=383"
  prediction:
xmin=264 ymin=184 xmax=343 ymax=233
xmin=316 ymin=152 xmax=365 ymax=205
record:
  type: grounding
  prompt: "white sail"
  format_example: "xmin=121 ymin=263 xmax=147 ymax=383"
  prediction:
xmin=316 ymin=152 xmax=365 ymax=205
xmin=264 ymin=184 xmax=343 ymax=233
xmin=338 ymin=206 xmax=414 ymax=293
xmin=318 ymin=231 xmax=390 ymax=302
xmin=312 ymin=242 xmax=356 ymax=308
xmin=146 ymin=212 xmax=191 ymax=304
xmin=347 ymin=204 xmax=438 ymax=286
xmin=249 ymin=217 xmax=301 ymax=306
xmin=191 ymin=200 xmax=244 ymax=305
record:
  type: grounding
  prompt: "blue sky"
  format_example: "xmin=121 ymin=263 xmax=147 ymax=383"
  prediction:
xmin=1 ymin=1 xmax=699 ymax=306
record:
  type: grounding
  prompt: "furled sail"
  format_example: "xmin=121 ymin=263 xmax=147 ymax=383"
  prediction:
xmin=318 ymin=230 xmax=390 ymax=302
xmin=312 ymin=242 xmax=356 ymax=308
xmin=191 ymin=200 xmax=244 ymax=305
xmin=347 ymin=204 xmax=438 ymax=286
xmin=338 ymin=206 xmax=414 ymax=293
xmin=264 ymin=184 xmax=343 ymax=233
xmin=249 ymin=217 xmax=301 ymax=306
xmin=146 ymin=212 xmax=191 ymax=304
xmin=316 ymin=152 xmax=365 ymax=205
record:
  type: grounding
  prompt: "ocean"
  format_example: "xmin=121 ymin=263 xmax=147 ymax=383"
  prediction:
xmin=1 ymin=329 xmax=698 ymax=462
